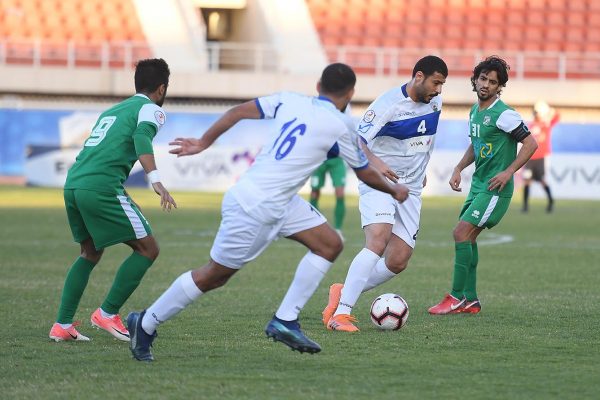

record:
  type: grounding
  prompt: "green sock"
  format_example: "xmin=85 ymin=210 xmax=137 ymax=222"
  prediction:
xmin=464 ymin=242 xmax=479 ymax=301
xmin=309 ymin=198 xmax=318 ymax=209
xmin=450 ymin=241 xmax=472 ymax=299
xmin=100 ymin=252 xmax=154 ymax=315
xmin=334 ymin=197 xmax=345 ymax=230
xmin=56 ymin=257 xmax=97 ymax=324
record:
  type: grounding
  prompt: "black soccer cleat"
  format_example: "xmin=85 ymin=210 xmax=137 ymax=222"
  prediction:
xmin=265 ymin=316 xmax=321 ymax=354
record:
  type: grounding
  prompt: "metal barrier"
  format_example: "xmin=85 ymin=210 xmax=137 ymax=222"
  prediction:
xmin=1 ymin=39 xmax=599 ymax=79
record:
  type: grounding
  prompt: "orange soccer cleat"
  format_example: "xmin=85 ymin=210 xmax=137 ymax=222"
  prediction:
xmin=428 ymin=293 xmax=466 ymax=315
xmin=327 ymin=314 xmax=360 ymax=332
xmin=90 ymin=308 xmax=130 ymax=341
xmin=322 ymin=283 xmax=343 ymax=326
xmin=49 ymin=321 xmax=91 ymax=342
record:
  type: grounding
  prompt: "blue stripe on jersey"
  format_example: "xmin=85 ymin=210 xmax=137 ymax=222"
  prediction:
xmin=375 ymin=111 xmax=441 ymax=140
xmin=327 ymin=142 xmax=340 ymax=158
xmin=254 ymin=98 xmax=265 ymax=119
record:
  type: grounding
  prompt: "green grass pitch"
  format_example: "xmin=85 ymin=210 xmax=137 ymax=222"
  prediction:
xmin=1 ymin=186 xmax=598 ymax=399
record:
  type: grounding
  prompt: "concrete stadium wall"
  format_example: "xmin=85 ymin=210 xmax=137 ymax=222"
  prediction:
xmin=2 ymin=64 xmax=600 ymax=108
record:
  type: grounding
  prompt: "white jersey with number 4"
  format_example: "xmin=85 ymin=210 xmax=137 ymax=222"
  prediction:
xmin=357 ymin=84 xmax=442 ymax=196
xmin=228 ymin=91 xmax=368 ymax=223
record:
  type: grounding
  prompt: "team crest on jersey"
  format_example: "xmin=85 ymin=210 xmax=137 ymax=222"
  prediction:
xmin=154 ymin=110 xmax=166 ymax=125
xmin=483 ymin=115 xmax=491 ymax=126
xmin=363 ymin=109 xmax=376 ymax=123
xmin=432 ymin=104 xmax=439 ymax=112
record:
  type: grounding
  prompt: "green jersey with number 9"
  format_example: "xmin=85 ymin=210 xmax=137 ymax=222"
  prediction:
xmin=468 ymin=98 xmax=524 ymax=198
xmin=65 ymin=94 xmax=166 ymax=195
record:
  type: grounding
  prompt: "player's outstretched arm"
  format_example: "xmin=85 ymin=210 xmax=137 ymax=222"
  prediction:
xmin=138 ymin=154 xmax=177 ymax=211
xmin=450 ymin=144 xmax=475 ymax=192
xmin=170 ymin=101 xmax=262 ymax=157
xmin=355 ymin=165 xmax=409 ymax=203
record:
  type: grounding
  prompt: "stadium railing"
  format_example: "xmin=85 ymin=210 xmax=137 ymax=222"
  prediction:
xmin=1 ymin=39 xmax=599 ymax=80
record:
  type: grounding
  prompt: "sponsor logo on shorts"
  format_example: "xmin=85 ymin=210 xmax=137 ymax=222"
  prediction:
xmin=471 ymin=210 xmax=480 ymax=219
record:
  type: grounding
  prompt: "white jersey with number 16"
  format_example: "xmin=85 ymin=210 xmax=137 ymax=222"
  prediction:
xmin=228 ymin=91 xmax=368 ymax=223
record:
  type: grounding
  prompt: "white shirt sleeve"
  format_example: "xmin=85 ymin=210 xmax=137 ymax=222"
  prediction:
xmin=496 ymin=109 xmax=523 ymax=133
xmin=256 ymin=92 xmax=284 ymax=119
xmin=138 ymin=103 xmax=166 ymax=132
xmin=337 ymin=128 xmax=369 ymax=169
xmin=356 ymin=91 xmax=397 ymax=142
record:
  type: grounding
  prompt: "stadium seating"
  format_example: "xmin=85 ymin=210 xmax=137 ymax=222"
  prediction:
xmin=0 ymin=0 xmax=150 ymax=67
xmin=306 ymin=0 xmax=600 ymax=78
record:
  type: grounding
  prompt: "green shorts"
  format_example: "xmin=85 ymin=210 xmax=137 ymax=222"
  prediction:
xmin=310 ymin=157 xmax=346 ymax=189
xmin=459 ymin=191 xmax=511 ymax=229
xmin=64 ymin=189 xmax=152 ymax=249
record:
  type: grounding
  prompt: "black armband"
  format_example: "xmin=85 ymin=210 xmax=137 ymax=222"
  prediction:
xmin=508 ymin=122 xmax=531 ymax=142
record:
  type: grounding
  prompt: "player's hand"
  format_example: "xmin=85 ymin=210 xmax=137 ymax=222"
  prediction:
xmin=373 ymin=159 xmax=399 ymax=183
xmin=169 ymin=137 xmax=207 ymax=157
xmin=151 ymin=182 xmax=177 ymax=211
xmin=391 ymin=184 xmax=409 ymax=203
xmin=449 ymin=168 xmax=462 ymax=192
xmin=488 ymin=170 xmax=512 ymax=192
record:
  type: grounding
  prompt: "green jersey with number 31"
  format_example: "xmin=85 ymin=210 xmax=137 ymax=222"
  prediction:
xmin=468 ymin=98 xmax=524 ymax=198
xmin=65 ymin=94 xmax=166 ymax=195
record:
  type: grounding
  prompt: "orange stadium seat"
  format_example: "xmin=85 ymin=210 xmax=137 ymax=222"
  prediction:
xmin=0 ymin=0 xmax=148 ymax=67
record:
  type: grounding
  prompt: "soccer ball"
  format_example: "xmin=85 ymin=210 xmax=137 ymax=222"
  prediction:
xmin=369 ymin=293 xmax=409 ymax=330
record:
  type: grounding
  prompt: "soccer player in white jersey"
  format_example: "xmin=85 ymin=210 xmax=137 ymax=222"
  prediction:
xmin=127 ymin=63 xmax=409 ymax=361
xmin=323 ymin=55 xmax=449 ymax=332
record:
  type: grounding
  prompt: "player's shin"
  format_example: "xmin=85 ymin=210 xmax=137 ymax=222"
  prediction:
xmin=463 ymin=242 xmax=479 ymax=301
xmin=275 ymin=252 xmax=332 ymax=321
xmin=334 ymin=248 xmax=380 ymax=316
xmin=450 ymin=241 xmax=472 ymax=300
xmin=101 ymin=252 xmax=154 ymax=314
xmin=362 ymin=258 xmax=396 ymax=292
xmin=141 ymin=271 xmax=203 ymax=335
xmin=56 ymin=257 xmax=97 ymax=324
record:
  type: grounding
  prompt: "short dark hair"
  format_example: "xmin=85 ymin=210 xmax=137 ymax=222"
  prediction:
xmin=471 ymin=55 xmax=510 ymax=91
xmin=412 ymin=55 xmax=448 ymax=78
xmin=320 ymin=63 xmax=356 ymax=96
xmin=134 ymin=58 xmax=170 ymax=93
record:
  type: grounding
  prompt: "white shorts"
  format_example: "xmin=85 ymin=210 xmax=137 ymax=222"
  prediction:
xmin=359 ymin=190 xmax=422 ymax=248
xmin=210 ymin=192 xmax=327 ymax=269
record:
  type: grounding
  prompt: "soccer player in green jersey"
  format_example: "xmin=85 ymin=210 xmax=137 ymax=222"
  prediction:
xmin=49 ymin=58 xmax=177 ymax=342
xmin=428 ymin=56 xmax=538 ymax=315
xmin=310 ymin=156 xmax=347 ymax=239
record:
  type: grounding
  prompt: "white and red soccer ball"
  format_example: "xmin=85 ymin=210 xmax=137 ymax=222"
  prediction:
xmin=370 ymin=293 xmax=409 ymax=330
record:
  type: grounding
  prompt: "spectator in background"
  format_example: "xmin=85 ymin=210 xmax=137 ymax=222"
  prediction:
xmin=522 ymin=101 xmax=559 ymax=213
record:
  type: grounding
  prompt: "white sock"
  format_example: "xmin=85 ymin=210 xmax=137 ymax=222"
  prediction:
xmin=275 ymin=252 xmax=332 ymax=321
xmin=362 ymin=258 xmax=397 ymax=292
xmin=58 ymin=323 xmax=72 ymax=329
xmin=334 ymin=248 xmax=380 ymax=316
xmin=100 ymin=309 xmax=115 ymax=319
xmin=141 ymin=271 xmax=203 ymax=335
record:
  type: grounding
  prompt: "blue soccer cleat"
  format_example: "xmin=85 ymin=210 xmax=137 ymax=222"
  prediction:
xmin=127 ymin=311 xmax=157 ymax=362
xmin=265 ymin=316 xmax=321 ymax=354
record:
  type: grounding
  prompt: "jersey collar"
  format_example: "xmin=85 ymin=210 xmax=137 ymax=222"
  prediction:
xmin=401 ymin=83 xmax=409 ymax=98
xmin=317 ymin=95 xmax=338 ymax=111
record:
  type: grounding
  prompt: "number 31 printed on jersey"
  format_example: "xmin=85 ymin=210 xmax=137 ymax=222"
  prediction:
xmin=270 ymin=118 xmax=307 ymax=160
